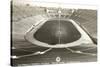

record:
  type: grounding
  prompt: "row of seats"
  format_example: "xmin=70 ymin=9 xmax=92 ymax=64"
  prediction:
xmin=12 ymin=5 xmax=46 ymax=22
xmin=12 ymin=4 xmax=80 ymax=22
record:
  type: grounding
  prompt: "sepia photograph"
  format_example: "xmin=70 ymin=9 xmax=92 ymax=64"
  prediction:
xmin=11 ymin=0 xmax=97 ymax=66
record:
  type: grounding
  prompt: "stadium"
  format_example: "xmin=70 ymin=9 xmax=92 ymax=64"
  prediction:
xmin=11 ymin=0 xmax=97 ymax=66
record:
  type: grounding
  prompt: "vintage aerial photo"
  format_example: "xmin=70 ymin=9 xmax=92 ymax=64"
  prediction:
xmin=11 ymin=0 xmax=97 ymax=66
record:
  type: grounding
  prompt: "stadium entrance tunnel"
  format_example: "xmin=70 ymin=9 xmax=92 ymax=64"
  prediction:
xmin=25 ymin=18 xmax=93 ymax=48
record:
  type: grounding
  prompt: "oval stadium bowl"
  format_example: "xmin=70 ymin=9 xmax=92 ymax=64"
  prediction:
xmin=25 ymin=18 xmax=93 ymax=48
